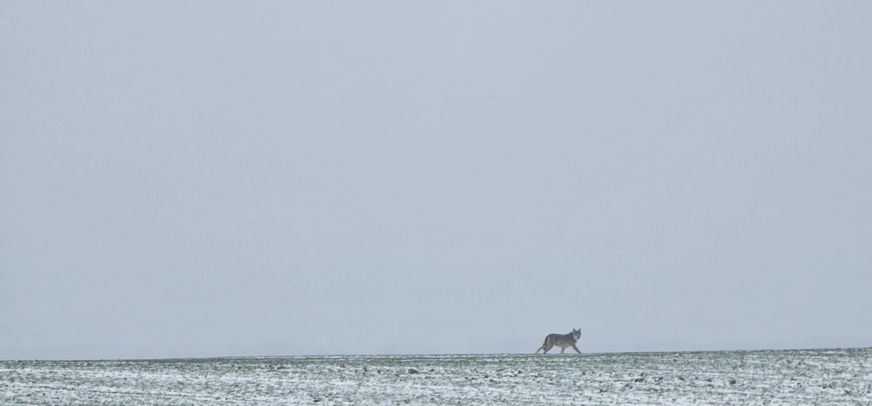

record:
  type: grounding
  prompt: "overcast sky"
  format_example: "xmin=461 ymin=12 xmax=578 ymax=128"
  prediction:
xmin=1 ymin=1 xmax=870 ymax=360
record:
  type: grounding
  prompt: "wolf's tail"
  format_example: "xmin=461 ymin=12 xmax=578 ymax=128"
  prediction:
xmin=535 ymin=337 xmax=549 ymax=353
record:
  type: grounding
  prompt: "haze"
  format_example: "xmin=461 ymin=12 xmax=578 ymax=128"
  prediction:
xmin=1 ymin=1 xmax=870 ymax=360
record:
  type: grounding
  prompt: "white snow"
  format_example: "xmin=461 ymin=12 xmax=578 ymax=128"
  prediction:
xmin=0 ymin=349 xmax=870 ymax=405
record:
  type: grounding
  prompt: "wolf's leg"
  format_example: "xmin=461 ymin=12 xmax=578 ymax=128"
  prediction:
xmin=542 ymin=345 xmax=552 ymax=354
xmin=560 ymin=347 xmax=566 ymax=354
xmin=571 ymin=343 xmax=581 ymax=354
xmin=536 ymin=337 xmax=550 ymax=354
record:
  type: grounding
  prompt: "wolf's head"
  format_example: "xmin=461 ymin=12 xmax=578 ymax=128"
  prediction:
xmin=571 ymin=328 xmax=581 ymax=341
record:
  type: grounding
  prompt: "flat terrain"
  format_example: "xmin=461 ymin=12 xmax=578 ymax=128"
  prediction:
xmin=2 ymin=348 xmax=871 ymax=405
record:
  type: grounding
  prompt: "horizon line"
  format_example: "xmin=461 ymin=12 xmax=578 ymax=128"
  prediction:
xmin=2 ymin=346 xmax=870 ymax=363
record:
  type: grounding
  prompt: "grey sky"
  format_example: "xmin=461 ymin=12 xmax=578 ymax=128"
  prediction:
xmin=1 ymin=1 xmax=870 ymax=360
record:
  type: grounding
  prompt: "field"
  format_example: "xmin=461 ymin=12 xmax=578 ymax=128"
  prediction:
xmin=2 ymin=348 xmax=871 ymax=405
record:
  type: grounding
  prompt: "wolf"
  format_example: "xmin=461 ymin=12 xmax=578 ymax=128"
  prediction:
xmin=535 ymin=328 xmax=581 ymax=354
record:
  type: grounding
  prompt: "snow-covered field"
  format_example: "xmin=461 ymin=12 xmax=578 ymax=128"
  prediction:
xmin=2 ymin=348 xmax=870 ymax=405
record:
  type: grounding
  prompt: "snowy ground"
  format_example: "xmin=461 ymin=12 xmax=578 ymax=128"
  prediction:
xmin=2 ymin=348 xmax=871 ymax=405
